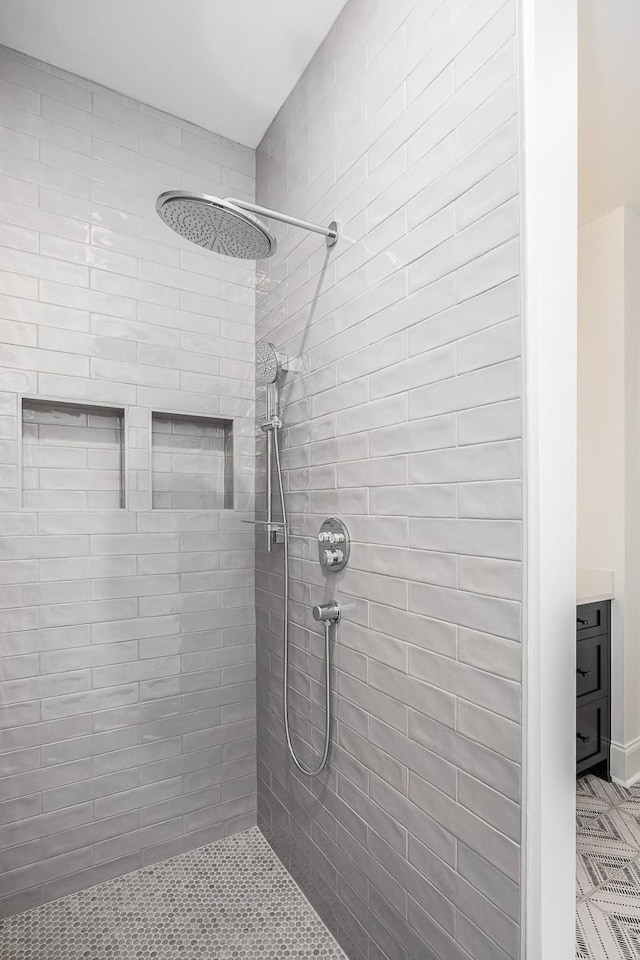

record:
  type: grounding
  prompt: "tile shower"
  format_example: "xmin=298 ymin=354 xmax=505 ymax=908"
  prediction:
xmin=0 ymin=1 xmax=524 ymax=959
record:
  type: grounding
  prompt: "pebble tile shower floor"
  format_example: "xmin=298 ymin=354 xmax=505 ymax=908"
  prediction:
xmin=0 ymin=828 xmax=347 ymax=960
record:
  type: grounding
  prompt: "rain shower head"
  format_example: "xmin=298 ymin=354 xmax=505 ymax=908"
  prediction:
xmin=256 ymin=343 xmax=287 ymax=384
xmin=156 ymin=190 xmax=338 ymax=260
xmin=156 ymin=191 xmax=276 ymax=260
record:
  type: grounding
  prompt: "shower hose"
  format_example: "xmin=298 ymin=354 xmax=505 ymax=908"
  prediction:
xmin=272 ymin=426 xmax=332 ymax=776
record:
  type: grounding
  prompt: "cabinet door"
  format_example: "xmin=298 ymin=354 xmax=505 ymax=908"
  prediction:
xmin=576 ymin=635 xmax=608 ymax=700
xmin=576 ymin=698 xmax=608 ymax=766
xmin=576 ymin=601 xmax=610 ymax=639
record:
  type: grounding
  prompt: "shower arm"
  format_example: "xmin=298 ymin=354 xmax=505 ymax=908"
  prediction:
xmin=227 ymin=198 xmax=338 ymax=246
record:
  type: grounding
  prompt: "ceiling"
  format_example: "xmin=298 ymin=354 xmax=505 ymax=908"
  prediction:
xmin=580 ymin=0 xmax=640 ymax=223
xmin=0 ymin=0 xmax=349 ymax=148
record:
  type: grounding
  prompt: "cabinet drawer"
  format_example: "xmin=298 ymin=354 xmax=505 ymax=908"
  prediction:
xmin=576 ymin=601 xmax=610 ymax=638
xmin=576 ymin=635 xmax=608 ymax=699
xmin=576 ymin=698 xmax=608 ymax=765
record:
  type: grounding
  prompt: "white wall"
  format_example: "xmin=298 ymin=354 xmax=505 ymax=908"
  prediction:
xmin=578 ymin=207 xmax=625 ymax=758
xmin=624 ymin=210 xmax=640 ymax=777
xmin=579 ymin=0 xmax=640 ymax=224
xmin=578 ymin=206 xmax=640 ymax=783
xmin=520 ymin=0 xmax=577 ymax=954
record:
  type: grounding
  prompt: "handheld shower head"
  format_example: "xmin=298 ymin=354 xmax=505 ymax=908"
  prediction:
xmin=256 ymin=343 xmax=287 ymax=384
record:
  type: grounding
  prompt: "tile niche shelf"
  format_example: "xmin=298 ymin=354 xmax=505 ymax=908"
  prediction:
xmin=21 ymin=398 xmax=125 ymax=510
xmin=151 ymin=412 xmax=234 ymax=510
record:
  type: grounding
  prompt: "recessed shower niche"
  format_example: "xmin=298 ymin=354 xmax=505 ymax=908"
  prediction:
xmin=21 ymin=398 xmax=125 ymax=510
xmin=151 ymin=412 xmax=233 ymax=510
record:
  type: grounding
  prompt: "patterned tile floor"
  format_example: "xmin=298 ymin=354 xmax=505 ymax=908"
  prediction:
xmin=577 ymin=774 xmax=640 ymax=959
xmin=0 ymin=827 xmax=347 ymax=959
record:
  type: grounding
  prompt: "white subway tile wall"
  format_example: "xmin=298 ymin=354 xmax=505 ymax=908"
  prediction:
xmin=255 ymin=2 xmax=522 ymax=960
xmin=0 ymin=46 xmax=256 ymax=916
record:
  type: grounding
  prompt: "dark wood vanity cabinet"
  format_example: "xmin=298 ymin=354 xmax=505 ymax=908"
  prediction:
xmin=576 ymin=600 xmax=611 ymax=779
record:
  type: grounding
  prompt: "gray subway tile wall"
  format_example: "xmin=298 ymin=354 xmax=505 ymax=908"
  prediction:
xmin=0 ymin=45 xmax=257 ymax=915
xmin=255 ymin=2 xmax=522 ymax=960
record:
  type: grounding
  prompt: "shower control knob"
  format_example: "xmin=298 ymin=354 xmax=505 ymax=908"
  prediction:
xmin=319 ymin=530 xmax=345 ymax=545
xmin=322 ymin=549 xmax=344 ymax=569
xmin=317 ymin=518 xmax=350 ymax=573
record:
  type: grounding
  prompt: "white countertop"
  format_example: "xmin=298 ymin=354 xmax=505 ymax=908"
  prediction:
xmin=577 ymin=567 xmax=615 ymax=605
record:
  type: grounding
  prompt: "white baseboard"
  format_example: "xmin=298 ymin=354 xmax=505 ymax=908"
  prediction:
xmin=611 ymin=737 xmax=640 ymax=787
